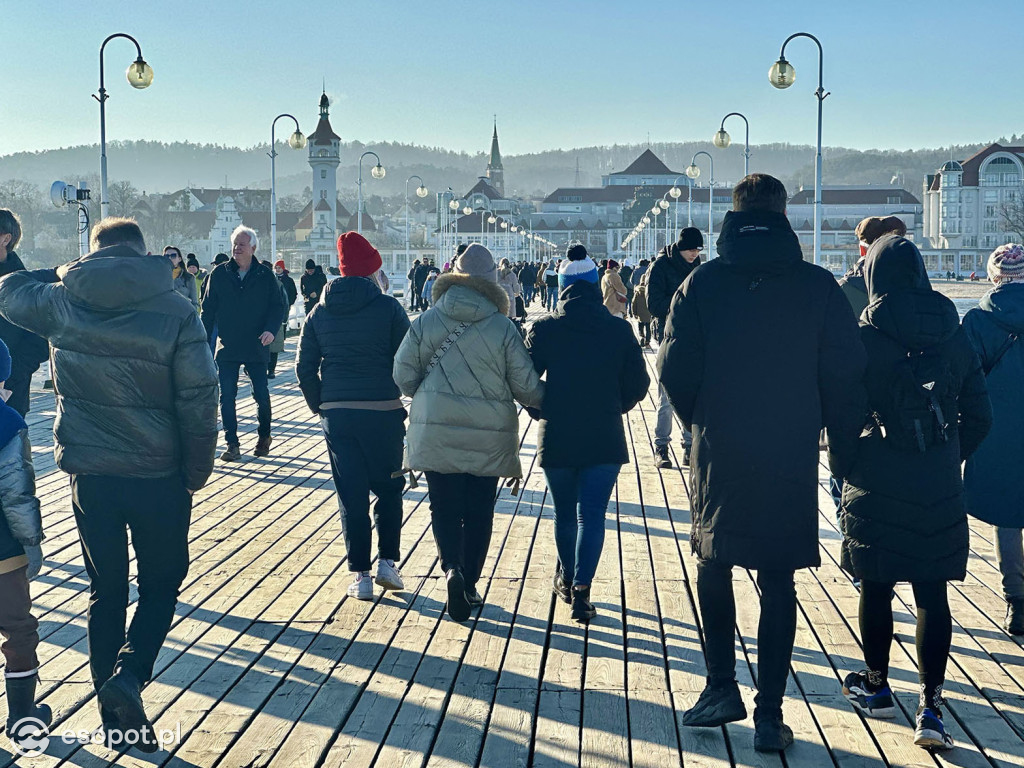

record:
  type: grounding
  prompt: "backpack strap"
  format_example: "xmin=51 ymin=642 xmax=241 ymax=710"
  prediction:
xmin=983 ymin=332 xmax=1020 ymax=376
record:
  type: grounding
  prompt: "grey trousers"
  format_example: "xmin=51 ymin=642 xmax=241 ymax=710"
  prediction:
xmin=996 ymin=526 xmax=1024 ymax=601
xmin=654 ymin=384 xmax=691 ymax=449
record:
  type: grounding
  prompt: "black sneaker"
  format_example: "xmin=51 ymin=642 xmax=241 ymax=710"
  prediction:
xmin=97 ymin=669 xmax=159 ymax=753
xmin=842 ymin=670 xmax=896 ymax=718
xmin=681 ymin=446 xmax=692 ymax=466
xmin=219 ymin=443 xmax=241 ymax=462
xmin=466 ymin=586 xmax=484 ymax=609
xmin=681 ymin=680 xmax=746 ymax=727
xmin=753 ymin=709 xmax=794 ymax=753
xmin=552 ymin=570 xmax=572 ymax=604
xmin=445 ymin=568 xmax=471 ymax=622
xmin=1005 ymin=599 xmax=1024 ymax=635
xmin=571 ymin=586 xmax=597 ymax=623
xmin=914 ymin=707 xmax=954 ymax=750
xmin=654 ymin=446 xmax=672 ymax=469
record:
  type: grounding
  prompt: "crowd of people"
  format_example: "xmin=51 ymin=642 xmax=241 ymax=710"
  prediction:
xmin=0 ymin=170 xmax=1022 ymax=755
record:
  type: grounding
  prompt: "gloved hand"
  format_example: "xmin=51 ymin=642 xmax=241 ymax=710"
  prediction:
xmin=24 ymin=544 xmax=42 ymax=579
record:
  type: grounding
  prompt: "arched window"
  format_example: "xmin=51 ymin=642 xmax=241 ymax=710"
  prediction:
xmin=983 ymin=155 xmax=1022 ymax=186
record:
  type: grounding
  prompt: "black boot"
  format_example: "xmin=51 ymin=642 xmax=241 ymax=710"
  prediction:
xmin=552 ymin=568 xmax=572 ymax=605
xmin=1005 ymin=598 xmax=1024 ymax=636
xmin=753 ymin=706 xmax=794 ymax=753
xmin=98 ymin=668 xmax=159 ymax=753
xmin=445 ymin=567 xmax=471 ymax=622
xmin=681 ymin=678 xmax=746 ymax=727
xmin=571 ymin=585 xmax=597 ymax=623
xmin=5 ymin=674 xmax=52 ymax=741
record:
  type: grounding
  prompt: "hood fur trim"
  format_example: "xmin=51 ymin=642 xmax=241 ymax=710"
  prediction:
xmin=432 ymin=272 xmax=510 ymax=316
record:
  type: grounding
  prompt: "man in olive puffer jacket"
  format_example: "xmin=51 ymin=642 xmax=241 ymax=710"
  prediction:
xmin=0 ymin=216 xmax=218 ymax=752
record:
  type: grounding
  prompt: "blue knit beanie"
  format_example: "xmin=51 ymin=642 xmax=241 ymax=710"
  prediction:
xmin=558 ymin=244 xmax=599 ymax=291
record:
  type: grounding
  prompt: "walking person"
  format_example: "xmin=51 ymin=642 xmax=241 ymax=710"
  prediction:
xmin=0 ymin=338 xmax=52 ymax=751
xmin=164 ymin=245 xmax=198 ymax=309
xmin=601 ymin=259 xmax=628 ymax=318
xmin=658 ymin=175 xmax=867 ymax=753
xmin=498 ymin=258 xmax=523 ymax=319
xmin=201 ymin=225 xmax=285 ymax=461
xmin=407 ymin=260 xmax=421 ymax=310
xmin=297 ymin=232 xmax=410 ymax=600
xmin=394 ymin=244 xmax=543 ymax=622
xmin=632 ymin=266 xmax=653 ymax=349
xmin=836 ymin=234 xmax=991 ymax=751
xmin=961 ymin=243 xmax=1024 ymax=634
xmin=544 ymin=261 xmax=560 ymax=311
xmin=0 ymin=217 xmax=218 ymax=752
xmin=186 ymin=255 xmax=205 ymax=307
xmin=0 ymin=210 xmax=49 ymax=418
xmin=301 ymin=259 xmax=327 ymax=315
xmin=647 ymin=228 xmax=703 ymax=468
xmin=526 ymin=246 xmax=649 ymax=622
xmin=268 ymin=260 xmax=297 ymax=378
xmin=413 ymin=258 xmax=432 ymax=311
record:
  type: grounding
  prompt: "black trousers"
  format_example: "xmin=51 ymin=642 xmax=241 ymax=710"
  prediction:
xmin=860 ymin=579 xmax=951 ymax=709
xmin=321 ymin=409 xmax=406 ymax=572
xmin=425 ymin=472 xmax=499 ymax=589
xmin=696 ymin=557 xmax=796 ymax=714
xmin=636 ymin=319 xmax=651 ymax=345
xmin=71 ymin=474 xmax=191 ymax=692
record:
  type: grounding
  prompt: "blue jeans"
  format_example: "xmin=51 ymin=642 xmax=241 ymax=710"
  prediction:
xmin=545 ymin=287 xmax=557 ymax=311
xmin=544 ymin=464 xmax=620 ymax=586
xmin=523 ymin=284 xmax=535 ymax=304
xmin=218 ymin=360 xmax=271 ymax=446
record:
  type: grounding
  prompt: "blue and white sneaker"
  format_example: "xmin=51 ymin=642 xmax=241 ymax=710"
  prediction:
xmin=842 ymin=671 xmax=896 ymax=718
xmin=914 ymin=707 xmax=954 ymax=750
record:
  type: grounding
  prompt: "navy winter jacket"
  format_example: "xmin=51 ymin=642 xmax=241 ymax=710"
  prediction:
xmin=295 ymin=276 xmax=411 ymax=414
xmin=201 ymin=259 xmax=285 ymax=363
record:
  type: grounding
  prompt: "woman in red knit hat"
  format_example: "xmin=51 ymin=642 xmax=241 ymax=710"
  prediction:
xmin=296 ymin=232 xmax=412 ymax=600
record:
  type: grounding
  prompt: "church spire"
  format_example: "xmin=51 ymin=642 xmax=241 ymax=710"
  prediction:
xmin=486 ymin=117 xmax=505 ymax=196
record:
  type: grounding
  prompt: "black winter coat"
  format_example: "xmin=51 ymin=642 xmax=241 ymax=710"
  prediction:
xmin=0 ymin=247 xmax=219 ymax=490
xmin=413 ymin=263 xmax=432 ymax=290
xmin=295 ymin=277 xmax=411 ymax=414
xmin=963 ymin=283 xmax=1024 ymax=527
xmin=301 ymin=269 xmax=328 ymax=308
xmin=838 ymin=259 xmax=869 ymax=319
xmin=646 ymin=244 xmax=701 ymax=321
xmin=526 ymin=281 xmax=650 ymax=468
xmin=201 ymin=259 xmax=285 ymax=363
xmin=839 ymin=236 xmax=991 ymax=583
xmin=0 ymin=252 xmax=49 ymax=416
xmin=278 ymin=271 xmax=298 ymax=314
xmin=657 ymin=210 xmax=867 ymax=571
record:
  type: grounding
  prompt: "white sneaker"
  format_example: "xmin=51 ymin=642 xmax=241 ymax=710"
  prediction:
xmin=375 ymin=559 xmax=405 ymax=591
xmin=347 ymin=572 xmax=374 ymax=600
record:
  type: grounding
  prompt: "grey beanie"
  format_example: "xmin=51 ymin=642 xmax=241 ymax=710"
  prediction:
xmin=454 ymin=243 xmax=497 ymax=282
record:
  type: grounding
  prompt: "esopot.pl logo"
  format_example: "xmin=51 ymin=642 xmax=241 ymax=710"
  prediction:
xmin=8 ymin=717 xmax=49 ymax=756
xmin=9 ymin=717 xmax=182 ymax=756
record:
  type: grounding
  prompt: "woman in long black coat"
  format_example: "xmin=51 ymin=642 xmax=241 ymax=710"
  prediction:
xmin=836 ymin=235 xmax=991 ymax=751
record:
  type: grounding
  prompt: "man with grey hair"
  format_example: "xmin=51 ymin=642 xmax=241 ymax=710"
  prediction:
xmin=0 ymin=209 xmax=49 ymax=416
xmin=201 ymin=224 xmax=284 ymax=461
xmin=0 ymin=215 xmax=219 ymax=751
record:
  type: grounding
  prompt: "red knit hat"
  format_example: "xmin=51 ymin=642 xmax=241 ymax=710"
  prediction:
xmin=274 ymin=259 xmax=285 ymax=270
xmin=336 ymin=231 xmax=382 ymax=277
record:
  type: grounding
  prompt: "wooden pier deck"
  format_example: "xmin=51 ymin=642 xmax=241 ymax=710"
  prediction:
xmin=3 ymin=316 xmax=1024 ymax=768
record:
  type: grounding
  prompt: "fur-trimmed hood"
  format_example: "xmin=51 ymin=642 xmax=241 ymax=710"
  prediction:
xmin=431 ymin=272 xmax=510 ymax=318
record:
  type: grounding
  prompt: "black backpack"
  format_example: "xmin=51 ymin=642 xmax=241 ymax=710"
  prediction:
xmin=873 ymin=345 xmax=957 ymax=453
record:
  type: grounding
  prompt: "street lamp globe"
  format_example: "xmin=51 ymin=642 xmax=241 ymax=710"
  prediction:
xmin=659 ymin=199 xmax=670 ymax=209
xmin=669 ymin=186 xmax=682 ymax=199
xmin=769 ymin=57 xmax=796 ymax=89
xmin=462 ymin=205 xmax=472 ymax=215
xmin=416 ymin=185 xmax=428 ymax=198
xmin=501 ymin=221 xmax=509 ymax=230
xmin=686 ymin=164 xmax=701 ymax=180
xmin=288 ymin=130 xmax=307 ymax=150
xmin=487 ymin=214 xmax=497 ymax=224
xmin=371 ymin=163 xmax=386 ymax=179
xmin=127 ymin=57 xmax=154 ymax=89
xmin=449 ymin=199 xmax=459 ymax=211
xmin=651 ymin=206 xmax=661 ymax=216
xmin=713 ymin=129 xmax=731 ymax=149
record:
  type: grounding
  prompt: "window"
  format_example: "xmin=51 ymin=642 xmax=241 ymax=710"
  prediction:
xmin=321 ymin=190 xmax=327 ymax=199
xmin=321 ymin=170 xmax=327 ymax=179
xmin=887 ymin=196 xmax=900 ymax=204
xmin=985 ymin=190 xmax=999 ymax=202
xmin=984 ymin=220 xmax=998 ymax=233
xmin=985 ymin=205 xmax=997 ymax=218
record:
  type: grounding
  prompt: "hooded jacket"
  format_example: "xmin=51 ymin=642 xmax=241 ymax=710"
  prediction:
xmin=646 ymin=243 xmax=702 ymax=322
xmin=657 ymin=210 xmax=867 ymax=571
xmin=301 ymin=267 xmax=328 ymax=308
xmin=497 ymin=266 xmax=522 ymax=318
xmin=840 ymin=235 xmax=991 ymax=582
xmin=393 ymin=273 xmax=544 ymax=478
xmin=0 ymin=251 xmax=49 ymax=415
xmin=526 ymin=281 xmax=649 ymax=467
xmin=838 ymin=258 xmax=869 ymax=318
xmin=296 ymin=276 xmax=410 ymax=413
xmin=0 ymin=246 xmax=219 ymax=490
xmin=201 ymin=258 xmax=285 ymax=363
xmin=960 ymin=284 xmax=1024 ymax=527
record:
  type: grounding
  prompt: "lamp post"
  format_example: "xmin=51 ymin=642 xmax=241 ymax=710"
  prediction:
xmin=405 ymin=175 xmax=428 ymax=273
xmin=95 ymin=33 xmax=153 ymax=219
xmin=770 ymin=32 xmax=828 ymax=266
xmin=357 ymin=151 xmax=385 ymax=235
xmin=669 ymin=174 xmax=690 ymax=232
xmin=686 ymin=151 xmax=715 ymax=259
xmin=268 ymin=114 xmax=306 ymax=264
xmin=713 ymin=112 xmax=751 ymax=178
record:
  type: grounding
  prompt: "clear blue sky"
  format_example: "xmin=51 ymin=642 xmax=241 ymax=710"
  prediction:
xmin=2 ymin=0 xmax=1020 ymax=156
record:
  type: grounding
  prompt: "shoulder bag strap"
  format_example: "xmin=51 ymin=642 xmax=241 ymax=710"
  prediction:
xmin=424 ymin=321 xmax=470 ymax=377
xmin=984 ymin=332 xmax=1020 ymax=376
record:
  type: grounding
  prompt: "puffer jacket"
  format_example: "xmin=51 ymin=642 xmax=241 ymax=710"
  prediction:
xmin=393 ymin=273 xmax=544 ymax=478
xmin=497 ymin=267 xmax=522 ymax=318
xmin=0 ymin=246 xmax=219 ymax=490
xmin=296 ymin=276 xmax=410 ymax=414
xmin=0 ymin=404 xmax=42 ymax=574
xmin=172 ymin=266 xmax=198 ymax=308
xmin=632 ymin=269 xmax=653 ymax=323
xmin=602 ymin=270 xmax=628 ymax=314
